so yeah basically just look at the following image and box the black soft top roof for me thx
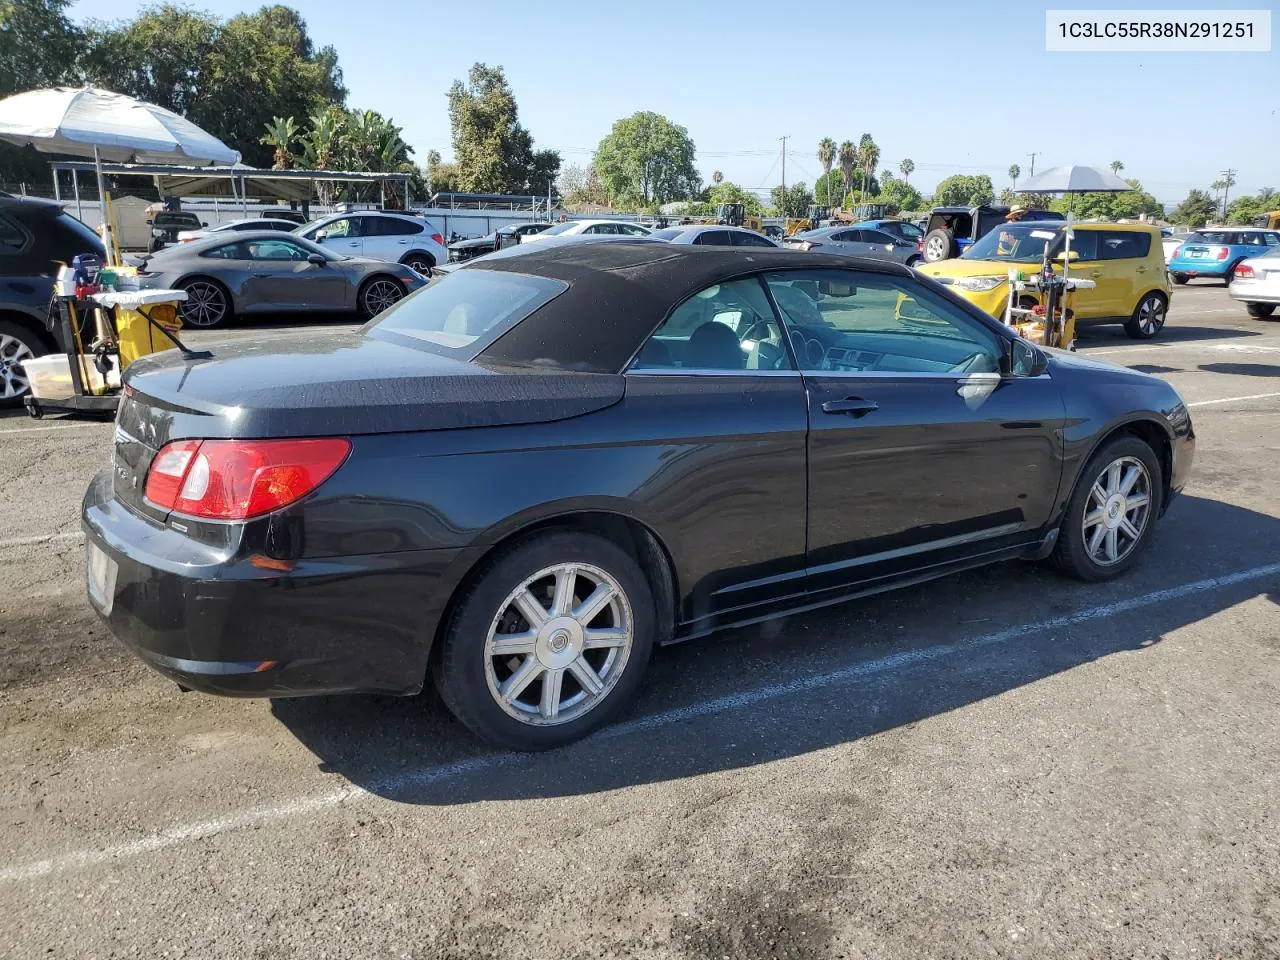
[470,240,909,373]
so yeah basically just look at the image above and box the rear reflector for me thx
[144,438,351,520]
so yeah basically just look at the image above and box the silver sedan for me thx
[649,225,779,247]
[781,225,922,266]
[1228,246,1280,319]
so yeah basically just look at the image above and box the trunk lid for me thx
[112,329,624,515]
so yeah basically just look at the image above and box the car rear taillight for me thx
[431,232,444,245]
[917,239,924,252]
[144,438,351,520]
[1217,247,1230,260]
[1235,264,1255,278]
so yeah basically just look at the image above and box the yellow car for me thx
[917,221,1172,340]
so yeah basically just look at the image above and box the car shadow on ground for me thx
[271,494,1280,805]
[1076,324,1259,346]
[1198,362,1280,378]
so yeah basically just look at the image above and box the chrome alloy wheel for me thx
[1082,455,1152,566]
[0,332,34,400]
[180,281,228,327]
[1136,295,1166,336]
[484,562,634,726]
[362,278,404,315]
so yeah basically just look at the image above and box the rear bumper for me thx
[1169,261,1232,276]
[81,468,463,698]
[1228,283,1280,305]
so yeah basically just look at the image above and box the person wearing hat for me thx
[1006,203,1030,222]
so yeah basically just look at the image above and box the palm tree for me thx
[1111,160,1125,175]
[838,140,856,205]
[858,133,878,195]
[260,116,299,171]
[899,158,914,183]
[817,137,836,204]
[1259,186,1276,203]
[712,170,724,184]
[302,108,343,206]
[1008,163,1021,190]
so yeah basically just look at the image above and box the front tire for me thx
[435,530,655,750]
[1247,302,1276,319]
[1052,435,1163,582]
[1124,291,1167,339]
[177,278,232,329]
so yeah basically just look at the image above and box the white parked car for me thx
[176,217,299,244]
[519,219,652,243]
[1161,228,1191,264]
[1228,247,1280,319]
[295,212,448,274]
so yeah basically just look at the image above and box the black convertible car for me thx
[83,243,1194,749]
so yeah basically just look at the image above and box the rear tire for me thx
[1052,435,1163,582]
[1124,291,1167,339]
[0,320,46,408]
[1246,302,1276,319]
[1171,273,1188,285]
[400,252,435,275]
[923,228,955,262]
[435,530,655,750]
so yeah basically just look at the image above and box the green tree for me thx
[711,169,723,184]
[1110,160,1124,176]
[837,140,856,203]
[1049,178,1163,220]
[527,148,561,196]
[556,163,608,208]
[1170,189,1218,228]
[1008,163,1021,190]
[770,181,813,218]
[932,174,995,206]
[0,0,82,95]
[260,116,299,170]
[81,5,345,169]
[857,133,878,195]
[1225,194,1271,225]
[899,157,914,183]
[1258,186,1276,204]
[817,138,836,203]
[708,180,763,216]
[876,170,923,213]
[594,110,699,206]
[813,170,844,209]
[447,63,540,194]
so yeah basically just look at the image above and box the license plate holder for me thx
[86,541,118,615]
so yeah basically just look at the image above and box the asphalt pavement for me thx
[2,280,1279,959]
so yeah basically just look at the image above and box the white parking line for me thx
[1188,392,1280,408]
[0,422,110,436]
[0,531,82,550]
[3,559,1279,885]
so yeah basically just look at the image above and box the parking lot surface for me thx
[2,281,1279,959]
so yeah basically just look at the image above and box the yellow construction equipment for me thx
[1253,211,1280,230]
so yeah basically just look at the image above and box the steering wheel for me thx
[740,317,791,369]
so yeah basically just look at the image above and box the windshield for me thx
[366,268,567,358]
[538,222,579,237]
[962,223,1059,262]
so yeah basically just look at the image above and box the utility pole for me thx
[1027,152,1039,178]
[1220,168,1237,218]
[779,135,789,213]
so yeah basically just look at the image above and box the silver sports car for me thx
[137,231,427,329]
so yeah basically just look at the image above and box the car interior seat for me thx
[688,320,744,369]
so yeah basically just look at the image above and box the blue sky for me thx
[69,0,1278,202]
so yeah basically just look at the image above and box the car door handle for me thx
[821,397,879,417]
[252,273,271,278]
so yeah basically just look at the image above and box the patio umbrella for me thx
[0,86,240,260]
[1017,165,1131,194]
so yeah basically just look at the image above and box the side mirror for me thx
[307,253,326,265]
[1005,337,1048,377]
[200,221,208,227]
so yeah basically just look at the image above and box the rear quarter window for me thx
[1097,231,1152,260]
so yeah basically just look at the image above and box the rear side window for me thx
[731,231,775,247]
[1097,231,1152,260]
[202,242,246,259]
[371,217,423,237]
[367,268,567,358]
[0,213,32,255]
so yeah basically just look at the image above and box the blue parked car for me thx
[1167,228,1280,285]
